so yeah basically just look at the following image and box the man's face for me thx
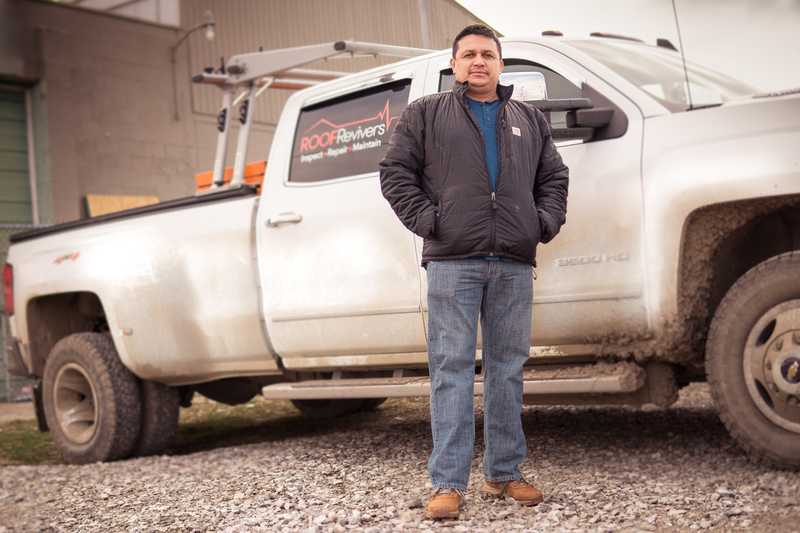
[450,34,504,91]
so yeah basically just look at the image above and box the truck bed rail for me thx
[9,185,258,244]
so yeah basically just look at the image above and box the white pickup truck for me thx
[4,37,800,467]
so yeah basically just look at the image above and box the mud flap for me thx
[33,381,49,433]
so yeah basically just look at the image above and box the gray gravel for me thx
[2,383,799,532]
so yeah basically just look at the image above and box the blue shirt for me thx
[466,97,501,192]
[466,96,503,260]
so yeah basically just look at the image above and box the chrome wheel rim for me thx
[53,363,99,444]
[743,299,800,434]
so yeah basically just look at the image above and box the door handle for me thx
[266,212,303,227]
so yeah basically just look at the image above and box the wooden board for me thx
[85,194,160,217]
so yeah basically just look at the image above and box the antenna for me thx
[671,0,694,110]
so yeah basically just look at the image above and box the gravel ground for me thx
[1,383,799,532]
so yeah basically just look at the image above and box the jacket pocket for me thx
[432,197,468,251]
[528,192,542,245]
[433,199,442,237]
[426,198,448,241]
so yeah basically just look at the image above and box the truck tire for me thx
[42,333,141,464]
[135,380,180,457]
[706,251,800,468]
[291,398,365,419]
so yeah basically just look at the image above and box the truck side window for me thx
[439,60,582,100]
[289,78,412,183]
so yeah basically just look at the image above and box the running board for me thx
[261,361,645,400]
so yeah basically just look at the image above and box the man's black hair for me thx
[451,24,502,59]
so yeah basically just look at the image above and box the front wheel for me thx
[42,333,142,464]
[706,252,800,468]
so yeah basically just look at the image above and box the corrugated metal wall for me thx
[182,0,485,126]
[427,0,489,48]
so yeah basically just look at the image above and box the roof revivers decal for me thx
[289,79,412,183]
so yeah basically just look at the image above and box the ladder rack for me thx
[192,41,433,189]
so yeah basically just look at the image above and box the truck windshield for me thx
[569,39,757,112]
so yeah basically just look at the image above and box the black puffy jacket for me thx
[379,81,569,267]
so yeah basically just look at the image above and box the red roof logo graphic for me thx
[303,99,400,134]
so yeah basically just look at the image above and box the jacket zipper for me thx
[491,105,507,256]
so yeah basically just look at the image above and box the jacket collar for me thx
[453,80,514,105]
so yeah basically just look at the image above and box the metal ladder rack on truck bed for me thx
[191,40,433,191]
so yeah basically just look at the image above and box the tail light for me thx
[3,263,12,316]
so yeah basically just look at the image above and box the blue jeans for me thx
[426,259,533,491]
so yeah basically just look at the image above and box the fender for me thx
[642,94,800,341]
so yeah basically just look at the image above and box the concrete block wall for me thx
[15,2,199,222]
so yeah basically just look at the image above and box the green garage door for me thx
[0,89,32,224]
[0,88,32,401]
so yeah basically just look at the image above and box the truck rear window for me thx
[289,79,412,183]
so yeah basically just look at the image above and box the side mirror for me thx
[525,83,627,142]
[525,98,603,141]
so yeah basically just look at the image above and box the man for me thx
[379,24,569,520]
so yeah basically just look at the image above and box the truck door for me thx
[421,42,647,347]
[256,61,429,368]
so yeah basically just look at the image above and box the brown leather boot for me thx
[480,479,544,506]
[424,488,464,520]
